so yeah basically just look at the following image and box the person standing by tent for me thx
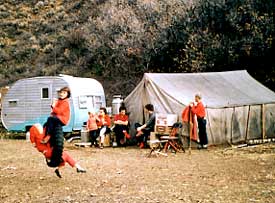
[135,104,156,149]
[190,93,208,149]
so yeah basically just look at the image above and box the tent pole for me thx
[188,106,192,154]
[262,104,266,140]
[205,108,214,146]
[230,107,235,145]
[245,105,251,143]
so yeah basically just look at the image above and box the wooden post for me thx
[188,106,192,154]
[262,104,266,139]
[230,107,235,145]
[245,105,251,143]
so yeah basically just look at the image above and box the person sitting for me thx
[113,105,130,146]
[30,123,86,178]
[135,104,156,149]
[96,107,111,149]
[86,108,100,147]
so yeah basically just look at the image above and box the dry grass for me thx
[0,139,274,203]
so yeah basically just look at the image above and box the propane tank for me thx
[112,95,123,115]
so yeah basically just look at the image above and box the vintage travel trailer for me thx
[1,75,106,132]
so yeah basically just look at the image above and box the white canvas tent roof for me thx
[139,70,275,108]
[124,70,275,144]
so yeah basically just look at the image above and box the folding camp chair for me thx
[147,132,168,157]
[159,122,185,153]
[147,122,184,157]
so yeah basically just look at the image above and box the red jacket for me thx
[114,114,128,122]
[191,101,206,118]
[52,98,70,125]
[30,124,52,158]
[30,124,76,167]
[97,114,111,128]
[182,106,198,141]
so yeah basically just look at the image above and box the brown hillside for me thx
[0,0,193,103]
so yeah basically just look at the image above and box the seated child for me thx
[30,123,86,178]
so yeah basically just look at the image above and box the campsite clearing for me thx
[0,139,274,203]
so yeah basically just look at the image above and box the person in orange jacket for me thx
[43,86,71,167]
[190,93,208,149]
[96,107,111,148]
[30,123,86,178]
[86,108,100,147]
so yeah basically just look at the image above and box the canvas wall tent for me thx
[124,70,275,145]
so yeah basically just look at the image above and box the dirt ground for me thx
[0,139,274,203]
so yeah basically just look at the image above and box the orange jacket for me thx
[87,114,98,131]
[30,125,52,158]
[182,106,198,141]
[52,98,70,125]
[30,124,76,167]
[191,101,206,118]
[97,114,111,128]
[114,114,128,122]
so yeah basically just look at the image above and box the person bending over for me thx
[30,123,86,178]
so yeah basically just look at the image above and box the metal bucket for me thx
[81,125,90,142]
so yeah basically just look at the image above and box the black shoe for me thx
[77,168,86,173]
[55,169,62,178]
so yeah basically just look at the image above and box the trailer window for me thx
[8,100,18,107]
[78,95,102,110]
[94,96,102,110]
[94,96,101,102]
[41,88,49,99]
[79,95,88,109]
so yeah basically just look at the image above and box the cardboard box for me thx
[155,113,178,134]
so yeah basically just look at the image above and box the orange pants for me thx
[30,124,76,167]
